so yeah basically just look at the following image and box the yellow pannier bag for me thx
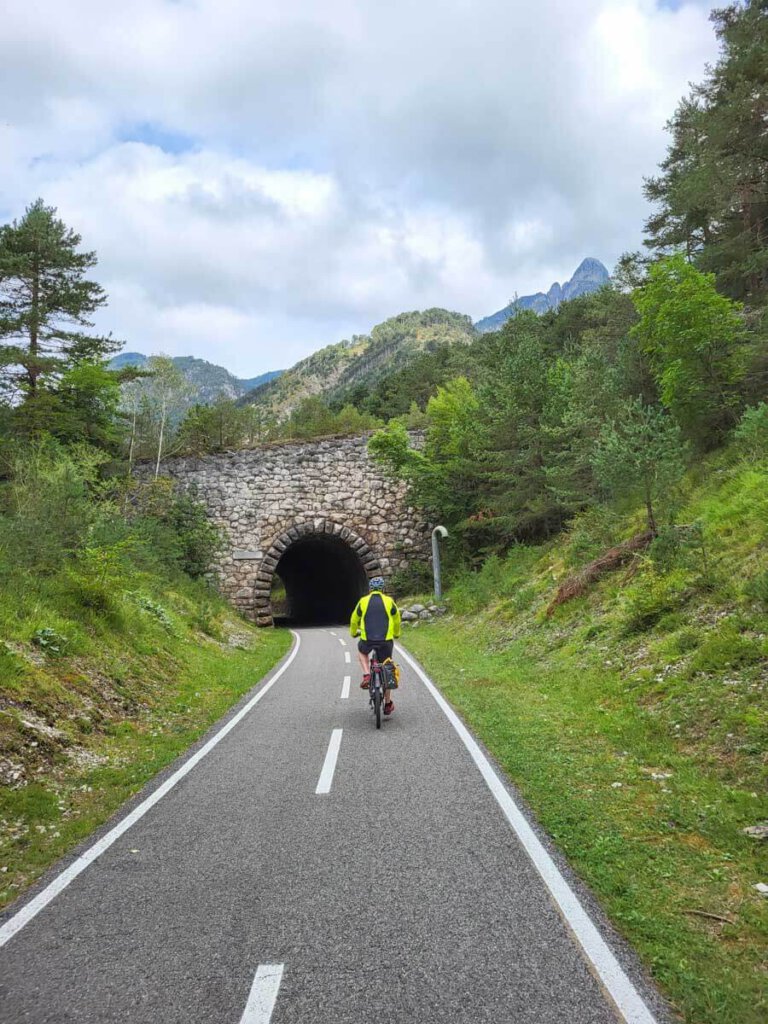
[381,658,401,689]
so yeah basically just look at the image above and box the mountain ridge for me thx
[111,258,610,420]
[109,352,283,405]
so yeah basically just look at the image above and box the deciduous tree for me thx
[631,255,747,444]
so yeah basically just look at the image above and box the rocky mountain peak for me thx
[474,257,610,333]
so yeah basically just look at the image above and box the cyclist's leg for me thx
[357,640,371,687]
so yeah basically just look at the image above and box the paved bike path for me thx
[0,628,667,1023]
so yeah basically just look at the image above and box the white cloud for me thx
[0,0,718,375]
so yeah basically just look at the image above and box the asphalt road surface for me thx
[0,628,668,1024]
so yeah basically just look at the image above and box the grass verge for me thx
[0,572,290,911]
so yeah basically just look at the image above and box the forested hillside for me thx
[368,0,767,564]
[109,352,282,407]
[242,308,476,421]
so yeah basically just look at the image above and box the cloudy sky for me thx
[1,0,719,376]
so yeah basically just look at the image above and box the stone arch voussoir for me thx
[252,520,383,626]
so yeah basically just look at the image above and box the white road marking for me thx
[315,729,343,794]
[341,675,351,699]
[338,637,347,646]
[0,633,303,950]
[329,631,337,636]
[239,964,284,1023]
[344,650,351,663]
[396,644,658,1024]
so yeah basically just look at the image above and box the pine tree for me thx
[0,199,120,408]
[644,1,768,301]
[591,398,688,534]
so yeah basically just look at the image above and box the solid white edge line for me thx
[344,650,351,663]
[341,675,351,699]
[239,963,284,1023]
[396,644,658,1024]
[0,632,303,950]
[315,728,343,794]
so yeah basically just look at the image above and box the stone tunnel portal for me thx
[272,533,370,626]
[150,435,431,626]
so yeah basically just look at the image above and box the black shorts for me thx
[358,639,394,661]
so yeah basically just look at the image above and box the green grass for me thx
[402,456,768,1024]
[0,569,290,910]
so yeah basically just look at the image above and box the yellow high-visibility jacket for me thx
[350,590,401,641]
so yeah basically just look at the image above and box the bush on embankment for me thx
[401,451,768,1024]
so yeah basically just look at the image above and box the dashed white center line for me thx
[315,729,343,794]
[341,675,351,699]
[338,637,347,646]
[344,650,351,663]
[329,631,337,636]
[239,964,284,1023]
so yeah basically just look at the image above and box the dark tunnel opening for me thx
[271,534,370,626]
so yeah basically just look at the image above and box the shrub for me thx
[688,622,764,675]
[562,506,618,568]
[166,492,222,578]
[649,523,709,576]
[31,628,69,656]
[734,402,768,463]
[389,562,434,598]
[133,593,175,632]
[127,479,222,579]
[449,557,504,615]
[743,570,768,607]
[190,600,223,639]
[0,643,27,684]
[0,439,104,572]
[619,569,689,634]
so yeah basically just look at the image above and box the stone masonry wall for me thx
[154,433,431,624]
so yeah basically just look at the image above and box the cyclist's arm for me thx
[391,601,402,639]
[350,601,362,637]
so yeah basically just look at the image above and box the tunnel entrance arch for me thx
[253,521,383,626]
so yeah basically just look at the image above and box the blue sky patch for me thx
[118,122,197,154]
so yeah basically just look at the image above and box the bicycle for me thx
[368,646,386,729]
[367,647,400,729]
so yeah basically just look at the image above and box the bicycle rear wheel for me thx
[373,689,382,729]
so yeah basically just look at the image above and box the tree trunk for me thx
[546,530,655,616]
[127,403,137,478]
[28,259,40,395]
[644,479,657,536]
[154,397,166,479]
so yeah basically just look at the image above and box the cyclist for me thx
[350,576,401,716]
